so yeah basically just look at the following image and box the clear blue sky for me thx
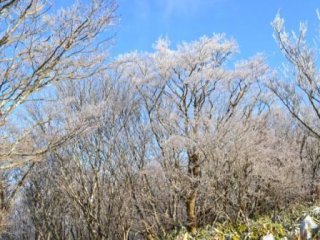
[56,0,320,66]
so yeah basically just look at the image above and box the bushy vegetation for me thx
[166,203,320,239]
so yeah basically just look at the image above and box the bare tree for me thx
[0,0,116,233]
[270,12,320,140]
[270,12,320,200]
[115,35,268,235]
[5,74,141,239]
[0,0,116,169]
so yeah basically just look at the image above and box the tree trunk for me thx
[0,179,5,233]
[186,151,201,235]
[186,191,197,235]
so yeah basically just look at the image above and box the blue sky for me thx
[114,0,319,66]
[56,0,320,66]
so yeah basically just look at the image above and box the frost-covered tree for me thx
[0,0,116,232]
[0,0,116,169]
[271,12,320,201]
[116,35,268,234]
[271,12,320,139]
